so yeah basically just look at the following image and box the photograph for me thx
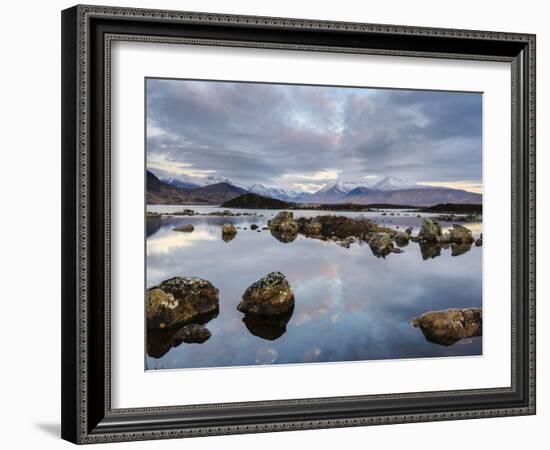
[145,78,484,370]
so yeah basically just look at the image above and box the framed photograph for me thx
[61,5,536,444]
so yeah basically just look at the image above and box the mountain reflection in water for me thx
[145,206,482,370]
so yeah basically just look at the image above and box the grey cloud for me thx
[146,79,482,188]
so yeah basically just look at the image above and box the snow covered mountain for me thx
[161,174,235,189]
[247,184,309,202]
[372,176,417,191]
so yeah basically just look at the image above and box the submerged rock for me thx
[418,218,442,242]
[146,277,219,330]
[368,232,394,257]
[243,307,294,341]
[173,224,194,232]
[173,323,211,344]
[412,308,482,346]
[237,272,295,316]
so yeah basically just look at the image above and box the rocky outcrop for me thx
[368,232,394,257]
[173,224,194,232]
[412,307,482,346]
[237,272,294,316]
[146,277,219,330]
[417,218,442,242]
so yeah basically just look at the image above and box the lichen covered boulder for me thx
[412,307,482,346]
[237,272,294,316]
[418,218,442,242]
[368,232,394,257]
[146,277,219,330]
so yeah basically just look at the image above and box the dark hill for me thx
[147,171,208,205]
[421,203,482,214]
[222,193,293,209]
[147,171,249,205]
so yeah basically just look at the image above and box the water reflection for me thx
[145,206,483,370]
[147,308,218,358]
[242,307,294,341]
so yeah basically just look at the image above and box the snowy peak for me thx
[372,176,417,191]
[248,183,305,202]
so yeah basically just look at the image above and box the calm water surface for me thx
[146,205,483,370]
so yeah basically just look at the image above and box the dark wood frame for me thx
[61,4,536,444]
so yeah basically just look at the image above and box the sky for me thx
[146,78,482,193]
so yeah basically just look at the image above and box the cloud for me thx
[146,79,482,189]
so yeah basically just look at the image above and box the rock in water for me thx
[412,308,482,346]
[250,224,259,230]
[268,211,299,243]
[368,232,394,257]
[475,234,483,246]
[146,277,219,330]
[418,218,442,242]
[173,224,194,232]
[448,224,475,244]
[221,223,237,241]
[237,272,295,316]
[173,323,211,344]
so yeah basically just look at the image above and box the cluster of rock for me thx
[147,272,296,357]
[412,307,482,346]
[434,213,482,223]
[146,276,219,357]
[412,218,480,260]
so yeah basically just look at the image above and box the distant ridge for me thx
[221,193,293,209]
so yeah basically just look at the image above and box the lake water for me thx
[146,205,483,370]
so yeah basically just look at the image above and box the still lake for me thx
[146,205,482,370]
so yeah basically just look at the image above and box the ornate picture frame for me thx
[61,5,535,444]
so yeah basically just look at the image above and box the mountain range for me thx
[150,171,481,206]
